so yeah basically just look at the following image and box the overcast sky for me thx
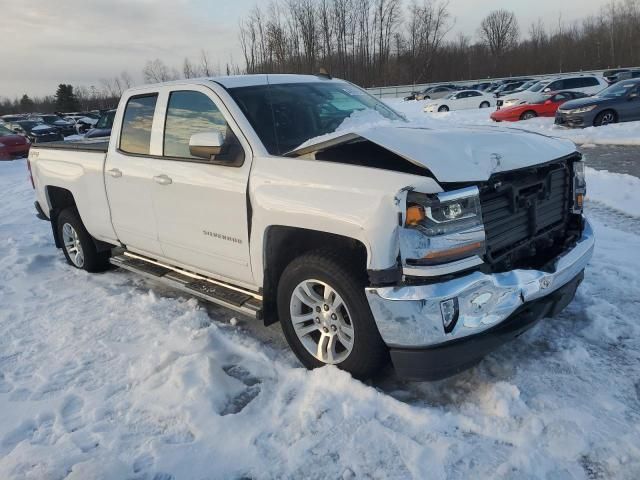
[0,0,606,99]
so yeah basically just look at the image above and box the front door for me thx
[104,93,164,256]
[150,87,254,285]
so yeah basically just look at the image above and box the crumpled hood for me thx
[288,125,576,182]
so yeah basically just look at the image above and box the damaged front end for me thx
[364,155,593,379]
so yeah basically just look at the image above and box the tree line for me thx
[2,0,639,116]
[239,0,640,86]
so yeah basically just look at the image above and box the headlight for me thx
[572,160,586,213]
[404,187,486,265]
[569,105,597,114]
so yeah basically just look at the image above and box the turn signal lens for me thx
[406,205,425,226]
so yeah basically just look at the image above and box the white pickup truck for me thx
[28,74,594,380]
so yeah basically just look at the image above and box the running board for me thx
[110,253,263,320]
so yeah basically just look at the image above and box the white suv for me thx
[500,75,608,108]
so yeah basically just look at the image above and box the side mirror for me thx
[189,131,224,159]
[543,88,551,92]
[629,93,639,100]
[544,99,553,105]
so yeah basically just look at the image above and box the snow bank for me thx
[586,166,640,217]
[387,98,640,146]
[1,159,640,479]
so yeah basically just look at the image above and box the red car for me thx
[0,124,30,160]
[491,91,589,122]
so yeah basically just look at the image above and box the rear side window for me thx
[582,77,599,87]
[119,95,157,155]
[163,91,229,159]
[546,80,564,91]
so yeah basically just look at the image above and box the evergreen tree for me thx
[54,84,80,112]
[19,94,34,113]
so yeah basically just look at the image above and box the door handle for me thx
[153,174,173,186]
[107,168,122,178]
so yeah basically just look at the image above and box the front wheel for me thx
[277,250,388,378]
[438,105,449,112]
[57,208,110,272]
[594,110,617,126]
[479,101,490,108]
[520,110,537,120]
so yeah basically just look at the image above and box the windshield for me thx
[96,111,115,129]
[529,94,548,104]
[228,81,404,155]
[41,115,61,124]
[16,121,39,130]
[529,82,546,92]
[598,81,638,98]
[444,93,457,99]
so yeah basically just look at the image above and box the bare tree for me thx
[479,9,519,61]
[142,59,176,83]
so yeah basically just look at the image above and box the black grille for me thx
[480,160,572,270]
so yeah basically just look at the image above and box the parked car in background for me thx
[84,109,115,139]
[1,114,26,124]
[556,78,640,127]
[603,68,631,83]
[467,82,493,91]
[29,114,76,137]
[64,115,98,134]
[424,90,494,112]
[415,85,458,100]
[499,75,607,108]
[491,91,589,122]
[5,120,64,143]
[609,69,640,83]
[0,124,30,159]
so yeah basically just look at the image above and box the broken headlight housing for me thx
[404,186,486,265]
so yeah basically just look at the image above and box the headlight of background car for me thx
[404,187,486,265]
[569,105,597,114]
[572,159,586,213]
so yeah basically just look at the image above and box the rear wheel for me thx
[57,208,110,272]
[277,250,388,378]
[520,110,537,120]
[479,101,490,108]
[438,105,449,112]
[594,110,617,126]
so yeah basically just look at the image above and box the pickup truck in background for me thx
[27,74,594,380]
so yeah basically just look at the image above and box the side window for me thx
[119,95,158,155]
[163,91,228,159]
[583,77,599,87]
[546,80,564,91]
[563,78,581,89]
[469,91,481,97]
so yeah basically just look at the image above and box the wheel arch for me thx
[261,226,369,326]
[45,185,111,252]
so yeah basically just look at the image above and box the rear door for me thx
[104,92,165,256]
[150,85,255,286]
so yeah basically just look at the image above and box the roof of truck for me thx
[128,74,342,93]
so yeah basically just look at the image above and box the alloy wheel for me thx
[62,222,85,268]
[289,279,355,364]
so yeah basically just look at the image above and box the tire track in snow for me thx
[585,200,640,236]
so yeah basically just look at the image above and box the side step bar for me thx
[110,253,263,320]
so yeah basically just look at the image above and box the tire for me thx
[520,110,537,120]
[56,208,110,272]
[594,110,617,127]
[277,250,388,379]
[479,101,490,108]
[438,105,449,112]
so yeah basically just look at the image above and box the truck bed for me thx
[33,139,109,153]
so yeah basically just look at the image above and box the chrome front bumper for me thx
[366,218,594,348]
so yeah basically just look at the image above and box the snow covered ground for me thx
[387,99,640,147]
[1,152,640,479]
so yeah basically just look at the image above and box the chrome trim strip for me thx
[402,255,484,277]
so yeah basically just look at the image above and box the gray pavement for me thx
[579,144,640,177]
